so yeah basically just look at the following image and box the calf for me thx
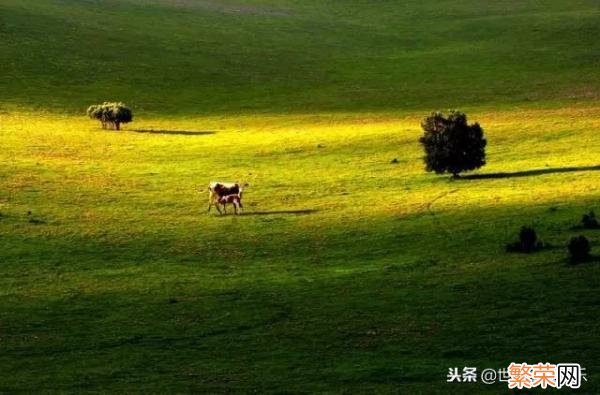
[218,194,243,215]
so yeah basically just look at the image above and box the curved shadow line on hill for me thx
[131,129,216,136]
[462,165,600,180]
[239,209,319,216]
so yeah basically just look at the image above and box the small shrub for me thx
[568,235,591,263]
[506,226,543,253]
[519,227,538,251]
[582,211,599,229]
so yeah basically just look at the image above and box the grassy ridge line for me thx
[1,0,599,114]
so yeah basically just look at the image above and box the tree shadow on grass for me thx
[462,165,600,180]
[131,129,216,136]
[239,209,319,216]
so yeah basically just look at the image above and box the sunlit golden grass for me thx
[3,106,600,282]
[2,105,599,232]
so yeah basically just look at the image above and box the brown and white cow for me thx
[206,181,243,214]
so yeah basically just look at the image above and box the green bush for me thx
[568,235,591,263]
[582,211,599,229]
[506,226,543,253]
[87,102,133,130]
[419,110,486,178]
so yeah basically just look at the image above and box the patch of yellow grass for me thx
[1,105,599,240]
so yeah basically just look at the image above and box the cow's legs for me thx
[207,190,214,213]
[208,200,222,214]
[208,199,222,214]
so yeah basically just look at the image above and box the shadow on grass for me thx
[240,209,319,216]
[462,165,600,180]
[131,129,216,136]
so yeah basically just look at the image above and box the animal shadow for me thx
[240,209,318,216]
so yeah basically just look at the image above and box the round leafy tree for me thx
[87,102,133,131]
[419,110,486,178]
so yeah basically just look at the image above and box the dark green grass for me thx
[1,0,599,114]
[2,202,600,392]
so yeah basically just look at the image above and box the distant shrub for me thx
[506,226,543,253]
[568,235,591,263]
[87,102,132,130]
[581,211,599,229]
[419,110,486,178]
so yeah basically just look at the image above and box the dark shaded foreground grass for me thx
[2,202,600,393]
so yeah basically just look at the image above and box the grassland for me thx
[2,107,600,392]
[1,0,600,393]
[1,0,599,114]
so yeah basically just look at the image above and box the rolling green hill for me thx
[1,0,598,114]
[1,1,600,393]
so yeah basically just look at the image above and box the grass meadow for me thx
[1,0,600,392]
[1,0,598,114]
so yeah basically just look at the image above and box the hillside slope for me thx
[1,107,600,392]
[1,0,599,114]
[1,1,600,393]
